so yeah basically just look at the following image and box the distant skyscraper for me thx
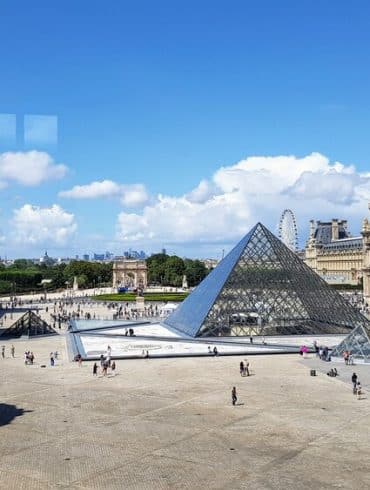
[82,254,90,261]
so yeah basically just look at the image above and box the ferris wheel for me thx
[278,209,299,252]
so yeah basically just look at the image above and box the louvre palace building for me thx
[304,205,370,304]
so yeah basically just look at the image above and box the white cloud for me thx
[285,170,362,205]
[11,204,77,246]
[59,180,149,208]
[185,179,219,204]
[120,184,149,207]
[0,151,67,186]
[116,152,370,248]
[59,180,121,199]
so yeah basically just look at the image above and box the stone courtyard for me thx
[0,334,370,489]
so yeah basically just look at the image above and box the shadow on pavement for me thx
[0,403,32,426]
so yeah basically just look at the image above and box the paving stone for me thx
[0,335,369,489]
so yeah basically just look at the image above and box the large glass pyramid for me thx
[331,325,370,361]
[164,222,370,337]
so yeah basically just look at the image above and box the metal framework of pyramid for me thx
[1,310,57,338]
[164,222,370,338]
[331,325,370,361]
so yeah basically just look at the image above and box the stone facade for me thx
[304,219,363,286]
[362,204,370,303]
[112,259,148,289]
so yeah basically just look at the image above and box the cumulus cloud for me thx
[120,184,149,207]
[116,152,370,247]
[0,151,67,187]
[185,179,219,204]
[59,180,149,208]
[59,180,121,199]
[285,170,363,205]
[11,204,77,245]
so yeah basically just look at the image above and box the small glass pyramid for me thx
[2,310,57,338]
[331,325,370,361]
[164,223,370,337]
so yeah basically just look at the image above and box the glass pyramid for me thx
[164,222,369,337]
[331,325,370,361]
[1,310,57,338]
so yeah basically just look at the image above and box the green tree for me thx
[163,256,185,286]
[11,259,34,270]
[63,261,112,288]
[146,253,168,284]
[184,259,208,286]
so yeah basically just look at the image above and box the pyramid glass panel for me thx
[331,325,370,361]
[1,310,57,338]
[164,223,370,337]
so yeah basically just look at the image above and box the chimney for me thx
[332,219,339,241]
[309,220,316,238]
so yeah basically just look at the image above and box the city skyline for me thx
[2,2,370,258]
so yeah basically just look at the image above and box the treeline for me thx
[0,260,112,294]
[146,254,208,287]
[0,254,209,295]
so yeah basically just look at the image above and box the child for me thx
[93,362,98,376]
[357,381,362,400]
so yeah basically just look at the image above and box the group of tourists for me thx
[49,351,58,366]
[239,360,250,376]
[313,341,331,361]
[343,351,354,365]
[327,368,338,377]
[92,345,117,377]
[24,351,35,365]
[231,359,252,405]
[96,351,116,376]
[207,346,218,356]
[1,344,15,358]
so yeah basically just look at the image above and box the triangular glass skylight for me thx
[164,223,369,337]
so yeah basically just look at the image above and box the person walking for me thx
[244,360,250,376]
[240,361,244,376]
[356,381,362,400]
[111,361,116,376]
[1,345,5,358]
[49,353,54,367]
[231,387,237,406]
[11,345,15,358]
[93,362,98,376]
[352,373,358,394]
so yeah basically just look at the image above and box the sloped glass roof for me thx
[331,324,370,361]
[164,223,369,338]
[163,224,259,337]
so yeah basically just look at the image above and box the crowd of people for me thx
[1,294,168,332]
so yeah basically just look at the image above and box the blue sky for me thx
[1,1,370,258]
